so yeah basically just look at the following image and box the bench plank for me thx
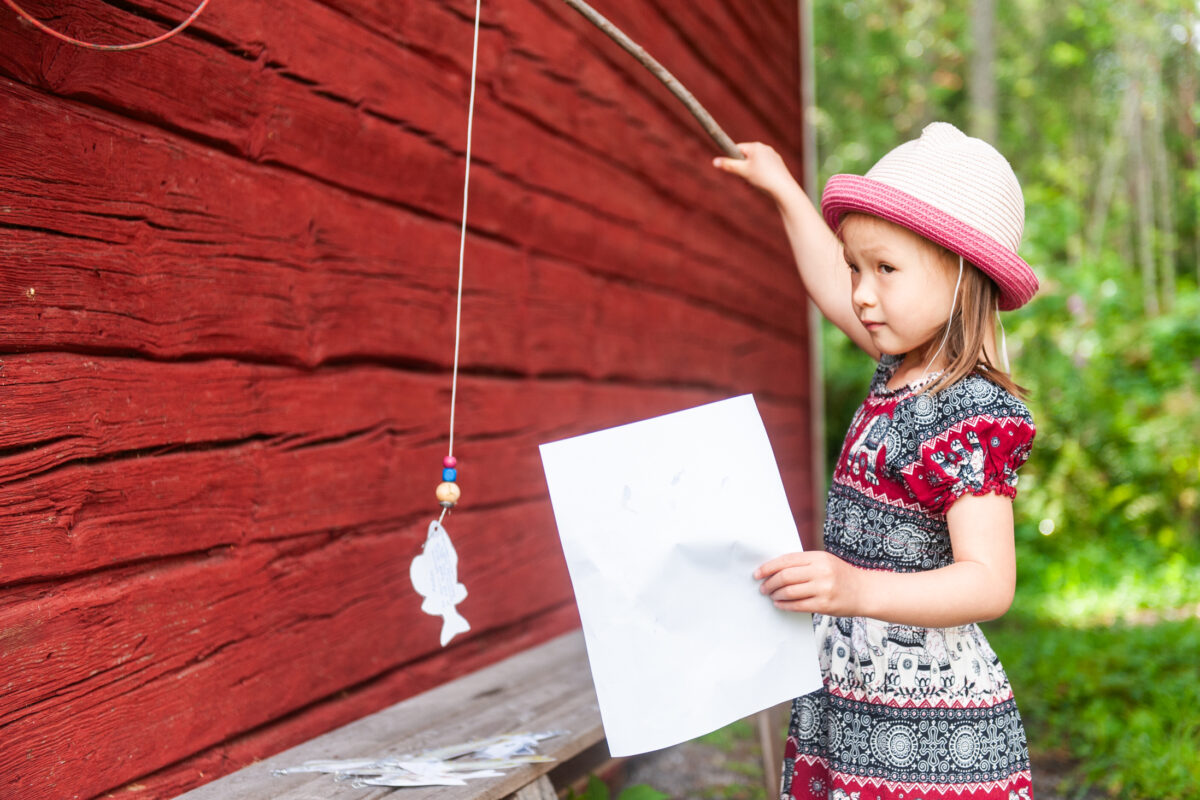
[508,775,558,800]
[173,630,602,800]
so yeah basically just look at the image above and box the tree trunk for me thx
[1149,63,1176,311]
[1129,79,1159,317]
[1181,18,1200,288]
[1086,87,1136,263]
[968,0,997,143]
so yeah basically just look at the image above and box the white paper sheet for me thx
[538,394,822,756]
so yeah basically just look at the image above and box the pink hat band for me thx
[820,122,1039,311]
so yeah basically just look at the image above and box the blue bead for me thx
[443,467,457,482]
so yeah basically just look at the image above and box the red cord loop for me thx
[2,0,210,51]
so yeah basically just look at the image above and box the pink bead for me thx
[443,455,457,469]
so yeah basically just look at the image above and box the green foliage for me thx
[692,721,768,800]
[699,783,766,800]
[612,785,669,800]
[812,0,1200,795]
[566,776,668,800]
[696,718,756,752]
[990,617,1200,798]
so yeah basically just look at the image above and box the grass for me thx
[699,783,766,800]
[694,718,767,800]
[989,613,1200,799]
[696,719,757,752]
[566,776,668,800]
[1013,535,1200,627]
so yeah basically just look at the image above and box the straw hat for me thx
[820,121,1039,310]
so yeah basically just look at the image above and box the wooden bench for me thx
[174,630,606,800]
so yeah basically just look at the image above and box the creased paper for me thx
[539,394,822,756]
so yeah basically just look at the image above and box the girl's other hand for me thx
[712,142,794,199]
[753,550,864,617]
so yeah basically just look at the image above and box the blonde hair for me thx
[838,213,1029,401]
[914,250,1029,401]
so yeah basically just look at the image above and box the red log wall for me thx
[0,1,813,797]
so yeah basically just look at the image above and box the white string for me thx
[922,254,964,378]
[437,0,482,524]
[447,0,482,463]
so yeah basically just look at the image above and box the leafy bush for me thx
[989,617,1200,798]
[566,776,667,800]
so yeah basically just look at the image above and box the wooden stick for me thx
[560,0,744,159]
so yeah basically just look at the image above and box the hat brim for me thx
[821,174,1038,311]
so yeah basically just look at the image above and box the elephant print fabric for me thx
[781,353,1037,800]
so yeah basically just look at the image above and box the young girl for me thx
[714,122,1038,799]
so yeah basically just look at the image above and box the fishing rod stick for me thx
[559,0,745,159]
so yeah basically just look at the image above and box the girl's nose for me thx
[851,277,875,308]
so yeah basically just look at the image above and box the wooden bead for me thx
[443,467,457,482]
[443,456,457,469]
[436,481,461,507]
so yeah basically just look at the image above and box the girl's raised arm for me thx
[713,143,879,359]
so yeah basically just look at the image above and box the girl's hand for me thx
[712,142,795,199]
[754,550,864,617]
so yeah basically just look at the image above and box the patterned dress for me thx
[781,353,1037,800]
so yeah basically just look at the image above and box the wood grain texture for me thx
[0,77,809,375]
[113,606,583,800]
[0,357,812,584]
[508,776,559,800]
[0,1,812,797]
[0,0,807,333]
[173,630,602,800]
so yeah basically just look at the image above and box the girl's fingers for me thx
[773,598,813,612]
[715,143,757,171]
[755,552,808,580]
[716,142,771,173]
[769,582,815,602]
[756,564,784,588]
[758,565,808,595]
[713,155,743,173]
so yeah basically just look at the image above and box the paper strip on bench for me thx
[539,394,822,756]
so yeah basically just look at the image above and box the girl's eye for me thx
[879,263,895,274]
[846,262,858,273]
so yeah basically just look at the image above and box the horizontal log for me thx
[0,0,804,308]
[0,229,809,396]
[173,629,602,800]
[115,604,582,799]
[0,391,811,797]
[711,0,799,83]
[0,3,810,798]
[0,502,575,800]
[632,0,797,139]
[0,355,813,584]
[0,78,811,370]
[314,0,799,153]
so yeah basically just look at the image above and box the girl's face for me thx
[841,214,959,362]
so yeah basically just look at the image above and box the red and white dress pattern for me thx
[782,353,1037,800]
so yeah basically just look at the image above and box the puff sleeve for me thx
[899,380,1036,515]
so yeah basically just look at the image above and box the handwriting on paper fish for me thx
[410,520,470,646]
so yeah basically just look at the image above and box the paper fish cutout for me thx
[410,520,470,646]
[272,731,564,789]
